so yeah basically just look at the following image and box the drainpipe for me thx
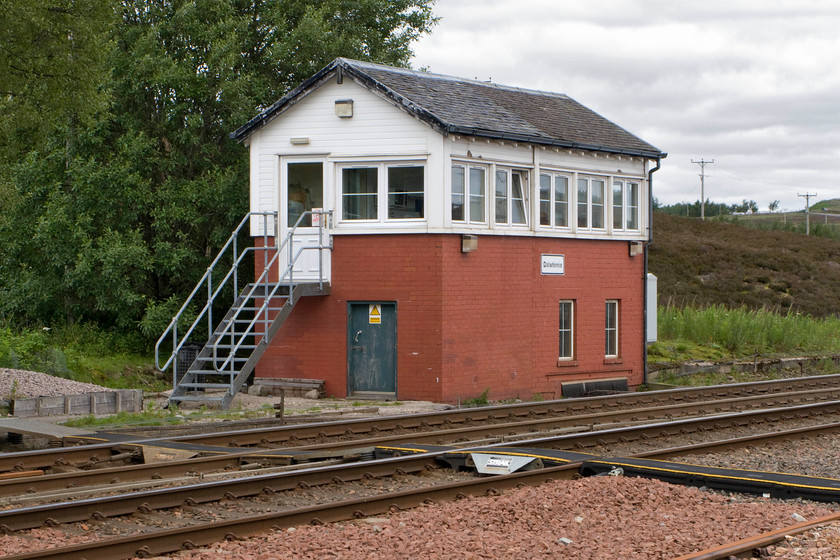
[643,157,662,386]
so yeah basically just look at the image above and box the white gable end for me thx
[248,77,443,235]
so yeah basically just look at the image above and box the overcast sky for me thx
[411,0,840,212]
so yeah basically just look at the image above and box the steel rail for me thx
[0,453,442,533]
[672,511,840,560]
[2,461,582,560]
[476,399,840,454]
[171,384,840,448]
[238,387,840,454]
[3,406,840,533]
[5,421,840,560]
[3,384,838,479]
[0,388,828,497]
[0,448,292,499]
[118,373,840,448]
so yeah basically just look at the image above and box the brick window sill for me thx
[603,358,623,365]
[556,360,579,368]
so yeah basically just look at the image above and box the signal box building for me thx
[223,58,665,404]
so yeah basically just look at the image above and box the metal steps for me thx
[168,281,329,409]
[155,209,334,410]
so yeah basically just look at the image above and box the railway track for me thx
[4,374,840,471]
[3,382,840,500]
[2,420,839,560]
[2,376,840,558]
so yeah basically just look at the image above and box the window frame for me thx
[338,161,426,224]
[539,171,571,229]
[559,300,574,360]
[605,299,619,358]
[612,178,641,232]
[577,175,606,230]
[451,162,488,224]
[494,168,529,227]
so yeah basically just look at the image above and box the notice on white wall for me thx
[540,254,565,275]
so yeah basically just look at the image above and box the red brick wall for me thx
[439,236,644,402]
[255,234,645,403]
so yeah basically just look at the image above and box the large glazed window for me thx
[342,167,378,220]
[540,173,570,228]
[340,163,425,223]
[495,169,527,226]
[452,164,487,224]
[613,179,640,231]
[388,166,424,219]
[287,162,323,227]
[577,176,606,230]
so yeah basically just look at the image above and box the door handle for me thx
[354,330,362,343]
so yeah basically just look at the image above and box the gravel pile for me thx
[0,368,111,400]
[132,475,835,560]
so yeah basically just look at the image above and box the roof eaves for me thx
[447,125,666,159]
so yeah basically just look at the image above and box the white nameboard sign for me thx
[541,254,565,275]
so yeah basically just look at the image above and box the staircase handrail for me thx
[154,212,278,375]
[210,209,332,372]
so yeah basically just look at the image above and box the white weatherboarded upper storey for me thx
[233,58,666,241]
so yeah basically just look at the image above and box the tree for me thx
[769,200,779,212]
[0,0,115,152]
[0,0,437,334]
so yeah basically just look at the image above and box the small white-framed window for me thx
[451,164,487,224]
[577,176,606,230]
[342,166,378,221]
[494,169,528,226]
[388,166,424,219]
[340,163,425,223]
[605,300,619,357]
[559,300,574,360]
[613,179,640,231]
[540,172,570,228]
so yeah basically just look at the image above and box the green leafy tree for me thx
[0,0,437,335]
[0,0,115,146]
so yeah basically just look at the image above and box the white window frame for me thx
[577,175,606,230]
[451,163,488,224]
[559,300,574,360]
[494,168,529,227]
[612,179,641,232]
[338,162,426,225]
[539,172,571,229]
[605,299,619,358]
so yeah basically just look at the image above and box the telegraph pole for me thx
[691,158,714,220]
[798,192,817,235]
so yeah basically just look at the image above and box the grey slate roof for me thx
[231,58,665,159]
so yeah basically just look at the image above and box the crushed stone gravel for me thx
[132,475,836,560]
[0,368,111,400]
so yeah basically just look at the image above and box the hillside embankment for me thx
[649,212,840,317]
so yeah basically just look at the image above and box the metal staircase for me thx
[155,210,332,409]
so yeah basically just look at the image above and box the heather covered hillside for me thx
[648,212,840,318]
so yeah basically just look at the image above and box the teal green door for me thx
[348,303,397,397]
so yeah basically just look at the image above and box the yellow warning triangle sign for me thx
[369,304,381,324]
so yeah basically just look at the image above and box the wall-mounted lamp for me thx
[629,241,644,257]
[289,137,310,145]
[462,234,478,253]
[335,99,354,118]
